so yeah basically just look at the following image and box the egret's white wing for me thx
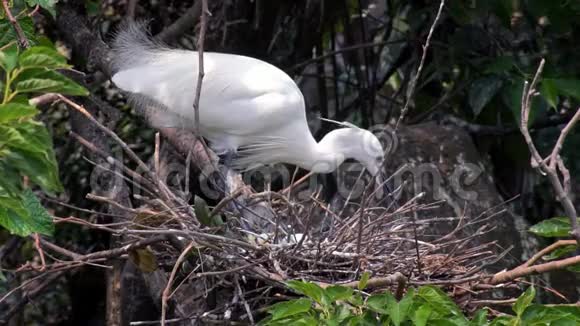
[112,52,307,138]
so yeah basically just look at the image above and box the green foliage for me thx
[261,282,580,326]
[469,76,503,118]
[0,17,35,47]
[528,218,580,273]
[0,3,87,237]
[25,0,58,17]
[529,217,571,238]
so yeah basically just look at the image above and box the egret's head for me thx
[358,129,385,176]
[319,127,385,175]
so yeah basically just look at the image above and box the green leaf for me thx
[4,150,62,195]
[324,285,354,302]
[529,217,571,238]
[412,305,433,326]
[469,75,504,117]
[489,316,515,326]
[14,70,88,96]
[0,103,38,123]
[366,292,393,314]
[347,292,363,307]
[565,264,580,273]
[502,78,547,127]
[18,46,70,70]
[549,79,580,101]
[0,189,54,236]
[522,304,580,325]
[483,56,515,74]
[25,0,58,17]
[0,121,63,194]
[417,286,464,318]
[286,281,326,306]
[0,163,24,196]
[267,298,312,321]
[21,188,54,235]
[397,289,415,324]
[15,78,64,94]
[541,79,559,109]
[327,304,353,325]
[0,43,19,72]
[86,0,100,16]
[470,309,489,326]
[513,286,536,317]
[428,320,465,326]
[194,195,212,226]
[367,291,415,325]
[0,17,36,48]
[358,271,370,290]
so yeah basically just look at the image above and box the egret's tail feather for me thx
[110,20,183,73]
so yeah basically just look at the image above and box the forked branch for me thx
[518,58,580,244]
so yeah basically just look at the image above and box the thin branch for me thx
[518,240,577,269]
[1,0,30,48]
[395,0,445,129]
[318,272,407,290]
[161,241,196,326]
[193,0,209,135]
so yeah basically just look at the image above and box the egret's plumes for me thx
[110,22,385,180]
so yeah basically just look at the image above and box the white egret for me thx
[110,22,386,195]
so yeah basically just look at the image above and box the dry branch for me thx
[395,0,445,129]
[518,59,580,244]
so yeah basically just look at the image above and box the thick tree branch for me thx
[155,1,202,43]
[490,255,580,284]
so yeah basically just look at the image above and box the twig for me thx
[38,238,81,260]
[288,39,409,72]
[193,0,209,135]
[155,132,161,178]
[126,0,138,18]
[318,272,407,290]
[470,298,517,306]
[0,271,65,322]
[58,95,186,215]
[29,93,59,106]
[69,131,157,192]
[1,0,30,48]
[395,0,445,130]
[161,241,196,326]
[518,240,577,269]
[33,234,46,271]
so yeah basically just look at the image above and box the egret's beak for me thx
[369,164,396,207]
[373,172,385,200]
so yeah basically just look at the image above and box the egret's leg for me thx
[213,149,239,195]
[220,149,237,169]
[374,172,400,210]
[382,178,400,211]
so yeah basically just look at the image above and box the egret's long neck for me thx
[294,130,348,174]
